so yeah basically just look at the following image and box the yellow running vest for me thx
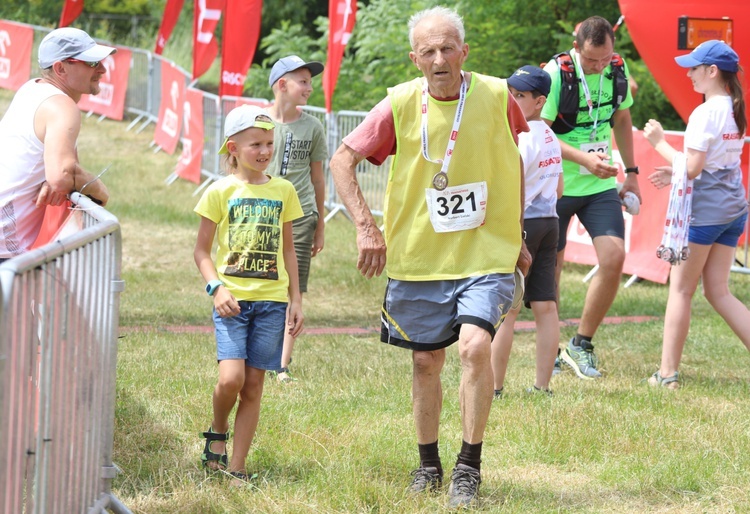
[385,73,522,280]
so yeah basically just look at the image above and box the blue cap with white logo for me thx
[675,40,739,73]
[507,65,551,97]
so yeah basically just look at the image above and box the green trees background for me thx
[0,0,682,128]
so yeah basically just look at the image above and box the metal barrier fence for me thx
[0,194,130,514]
[5,22,385,220]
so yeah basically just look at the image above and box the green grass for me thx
[4,88,750,512]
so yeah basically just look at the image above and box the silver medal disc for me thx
[432,172,448,191]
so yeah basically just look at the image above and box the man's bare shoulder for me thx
[38,92,79,118]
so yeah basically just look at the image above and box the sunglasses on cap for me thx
[66,58,102,68]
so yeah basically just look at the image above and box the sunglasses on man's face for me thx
[65,58,102,68]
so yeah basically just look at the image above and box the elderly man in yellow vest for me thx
[329,6,529,508]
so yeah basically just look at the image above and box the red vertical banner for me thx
[59,0,84,28]
[77,48,131,120]
[175,88,205,184]
[193,0,224,79]
[323,0,356,112]
[154,60,186,155]
[219,0,262,97]
[154,0,185,55]
[0,21,33,91]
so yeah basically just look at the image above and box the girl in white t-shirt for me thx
[643,40,749,389]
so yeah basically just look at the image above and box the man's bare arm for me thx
[329,144,386,278]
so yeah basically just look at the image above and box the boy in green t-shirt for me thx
[267,56,329,383]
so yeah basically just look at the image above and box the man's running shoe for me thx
[560,338,602,379]
[448,464,481,508]
[408,466,442,493]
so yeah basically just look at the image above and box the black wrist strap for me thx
[625,166,639,175]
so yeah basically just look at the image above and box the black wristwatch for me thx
[625,166,639,175]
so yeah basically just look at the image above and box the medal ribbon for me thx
[571,49,604,135]
[659,152,693,264]
[420,71,467,180]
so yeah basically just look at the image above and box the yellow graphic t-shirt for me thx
[195,174,303,302]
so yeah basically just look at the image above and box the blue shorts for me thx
[380,274,515,351]
[689,213,748,247]
[213,300,287,370]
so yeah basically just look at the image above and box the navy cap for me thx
[268,55,324,87]
[675,40,739,73]
[507,65,551,97]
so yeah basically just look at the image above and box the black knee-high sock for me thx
[456,440,482,472]
[418,441,442,473]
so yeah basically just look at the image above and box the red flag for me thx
[59,0,84,28]
[323,0,356,112]
[193,0,224,79]
[154,0,185,55]
[154,60,186,154]
[0,21,33,91]
[175,88,205,184]
[78,48,131,120]
[219,0,262,97]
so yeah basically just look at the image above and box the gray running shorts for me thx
[380,273,515,351]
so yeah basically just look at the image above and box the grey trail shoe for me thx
[560,338,602,379]
[408,466,442,493]
[447,464,481,508]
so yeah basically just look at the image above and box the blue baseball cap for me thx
[268,55,324,87]
[675,40,739,73]
[507,65,551,97]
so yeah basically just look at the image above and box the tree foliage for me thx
[0,0,681,128]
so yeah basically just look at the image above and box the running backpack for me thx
[549,51,629,135]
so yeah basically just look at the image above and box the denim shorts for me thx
[689,213,748,247]
[213,300,287,370]
[380,273,515,351]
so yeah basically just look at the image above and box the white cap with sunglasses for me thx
[38,27,116,69]
[218,105,276,155]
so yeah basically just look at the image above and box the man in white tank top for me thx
[0,27,114,260]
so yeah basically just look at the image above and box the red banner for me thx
[219,0,262,97]
[59,0,84,28]
[0,21,33,91]
[30,203,73,249]
[323,0,356,112]
[175,88,205,184]
[564,132,749,284]
[154,0,185,55]
[193,0,224,79]
[77,48,131,120]
[153,60,186,154]
[619,0,749,125]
